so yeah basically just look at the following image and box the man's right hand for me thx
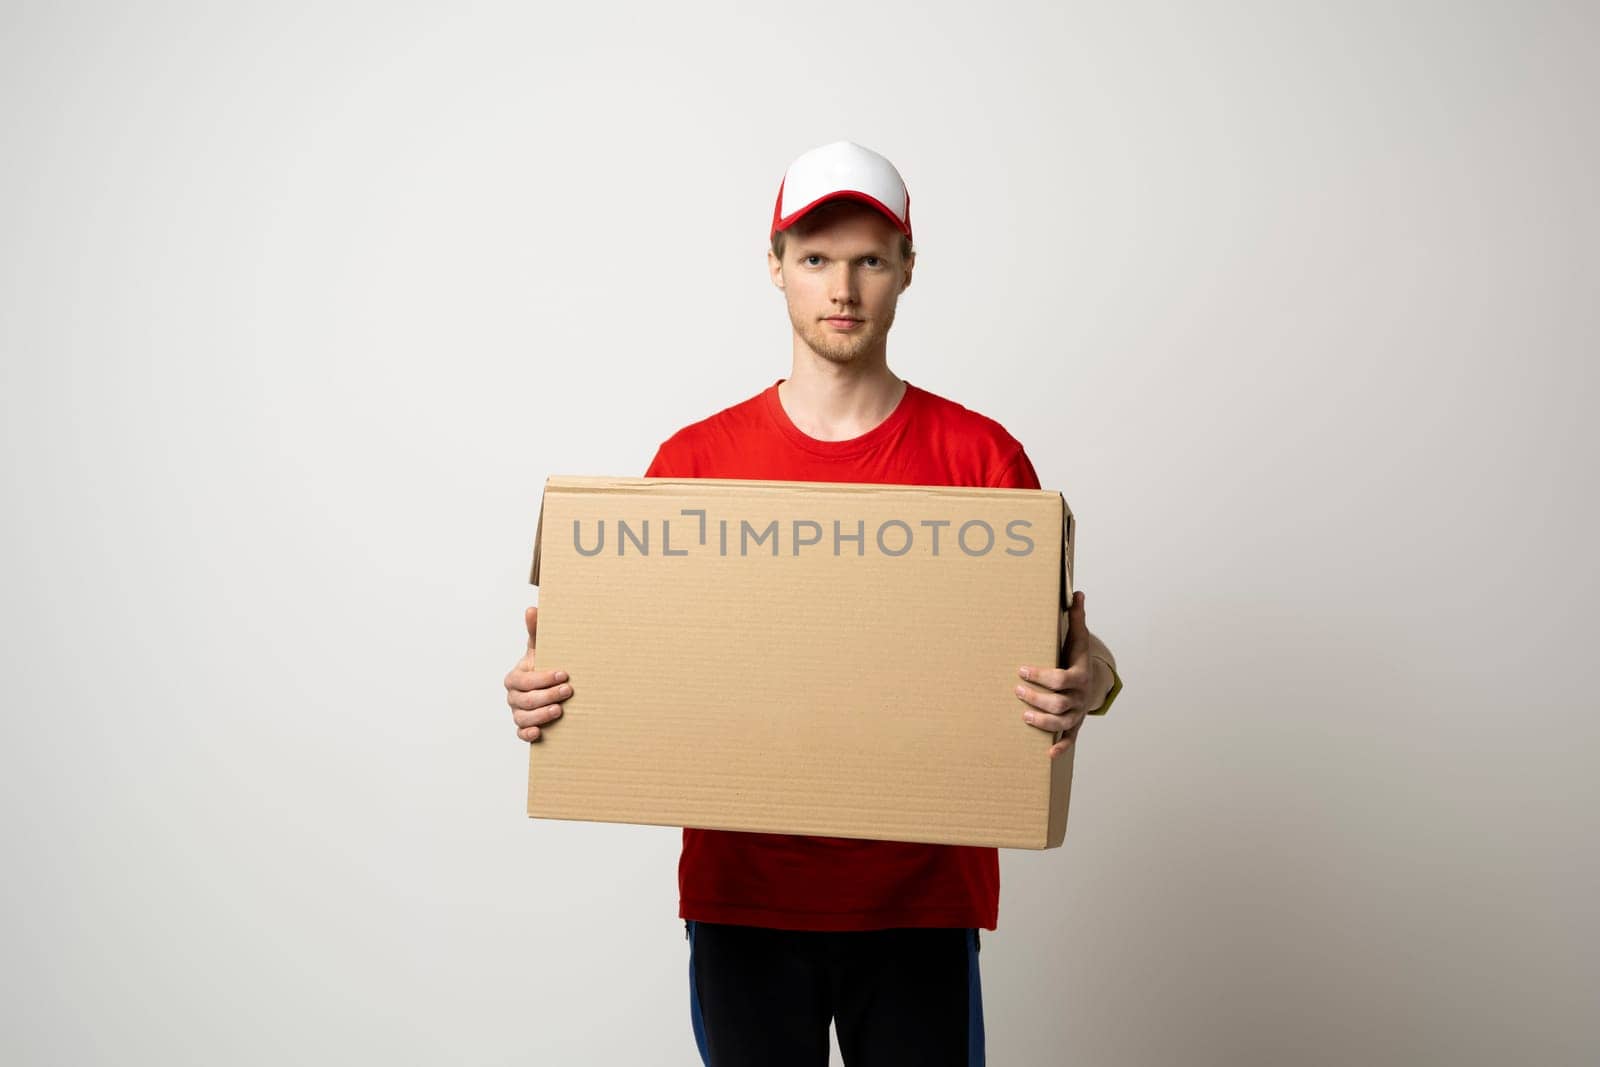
[504,606,571,743]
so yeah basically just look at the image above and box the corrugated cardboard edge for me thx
[539,474,1059,499]
[1045,727,1075,847]
[1046,492,1075,849]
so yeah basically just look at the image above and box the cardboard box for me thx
[527,475,1076,849]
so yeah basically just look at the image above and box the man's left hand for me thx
[1014,591,1116,761]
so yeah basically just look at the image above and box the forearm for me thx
[1058,624,1119,714]
[1083,629,1116,676]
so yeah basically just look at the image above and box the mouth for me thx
[822,317,864,329]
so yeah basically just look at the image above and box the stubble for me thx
[788,301,898,365]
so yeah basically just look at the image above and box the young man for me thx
[504,141,1122,1066]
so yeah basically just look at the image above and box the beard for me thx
[788,302,897,364]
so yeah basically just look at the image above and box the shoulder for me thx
[645,384,770,477]
[911,384,1026,452]
[906,383,1036,487]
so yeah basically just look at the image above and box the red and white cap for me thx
[770,141,912,242]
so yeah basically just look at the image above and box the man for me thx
[504,141,1122,1066]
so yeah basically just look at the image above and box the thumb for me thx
[1066,590,1086,642]
[525,605,538,651]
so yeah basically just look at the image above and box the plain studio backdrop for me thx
[2,2,1595,1065]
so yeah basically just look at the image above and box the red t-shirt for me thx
[644,377,1043,932]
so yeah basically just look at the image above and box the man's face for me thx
[768,202,914,365]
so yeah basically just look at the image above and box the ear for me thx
[900,251,915,293]
[767,249,785,290]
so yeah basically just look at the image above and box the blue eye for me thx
[862,256,882,268]
[803,255,822,266]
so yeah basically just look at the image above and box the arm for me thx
[1071,623,1122,717]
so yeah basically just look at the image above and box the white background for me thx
[2,2,1595,1064]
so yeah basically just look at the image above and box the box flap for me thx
[528,481,547,586]
[1059,492,1074,612]
[540,473,1056,500]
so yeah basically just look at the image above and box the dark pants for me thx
[685,919,985,1066]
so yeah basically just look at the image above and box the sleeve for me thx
[645,426,706,477]
[643,440,672,478]
[988,445,1042,490]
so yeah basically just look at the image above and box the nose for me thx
[827,260,859,307]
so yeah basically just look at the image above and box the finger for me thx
[1062,590,1088,654]
[1018,662,1089,693]
[518,724,546,742]
[1023,704,1086,736]
[508,680,573,713]
[1048,719,1084,760]
[505,666,568,693]
[1014,679,1078,718]
[525,606,539,652]
[511,696,566,729]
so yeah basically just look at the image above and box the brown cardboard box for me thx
[527,475,1076,849]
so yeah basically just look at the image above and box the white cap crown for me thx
[771,141,911,239]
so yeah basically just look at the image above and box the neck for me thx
[778,344,906,442]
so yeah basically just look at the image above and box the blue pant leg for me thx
[968,928,986,1066]
[687,920,711,1065]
